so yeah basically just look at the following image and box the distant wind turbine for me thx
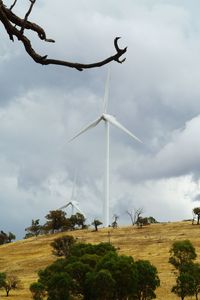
[69,70,142,227]
[59,173,85,217]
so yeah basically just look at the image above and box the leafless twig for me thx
[0,0,127,71]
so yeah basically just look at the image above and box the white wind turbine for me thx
[69,71,142,227]
[59,174,85,217]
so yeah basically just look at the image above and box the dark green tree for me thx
[193,207,200,225]
[0,272,6,289]
[96,252,138,300]
[92,219,102,231]
[69,213,86,229]
[45,273,71,300]
[134,260,160,300]
[169,240,197,270]
[191,263,200,300]
[85,269,115,300]
[30,282,46,300]
[172,272,195,300]
[180,263,200,300]
[65,261,92,295]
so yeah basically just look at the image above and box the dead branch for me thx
[0,0,127,71]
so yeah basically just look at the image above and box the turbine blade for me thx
[59,202,71,210]
[103,68,111,113]
[105,114,142,143]
[68,117,102,142]
[73,203,85,216]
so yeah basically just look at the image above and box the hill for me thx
[0,221,199,299]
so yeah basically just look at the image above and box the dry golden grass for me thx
[0,221,200,299]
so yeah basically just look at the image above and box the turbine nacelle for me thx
[69,112,142,144]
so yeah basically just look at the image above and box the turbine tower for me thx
[69,71,142,227]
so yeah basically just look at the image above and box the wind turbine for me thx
[59,173,85,217]
[69,71,142,227]
[59,200,85,216]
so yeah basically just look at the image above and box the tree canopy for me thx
[31,240,160,300]
[0,0,127,70]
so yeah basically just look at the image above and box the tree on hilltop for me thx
[0,0,127,71]
[126,207,144,226]
[0,230,16,245]
[92,219,102,231]
[24,219,42,238]
[193,207,200,224]
[44,210,68,234]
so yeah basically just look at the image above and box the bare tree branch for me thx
[20,0,36,34]
[10,0,17,11]
[0,0,127,71]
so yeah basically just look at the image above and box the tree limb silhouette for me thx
[0,0,127,71]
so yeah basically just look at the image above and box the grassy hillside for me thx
[0,221,199,299]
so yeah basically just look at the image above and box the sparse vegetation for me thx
[0,231,15,245]
[24,211,87,238]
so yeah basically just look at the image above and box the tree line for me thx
[24,210,87,239]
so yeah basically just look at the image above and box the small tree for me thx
[69,213,86,230]
[193,207,200,225]
[169,240,197,270]
[0,231,16,245]
[112,214,119,228]
[51,236,76,258]
[30,282,46,300]
[135,260,160,300]
[25,219,42,238]
[7,232,16,243]
[92,219,102,231]
[126,208,144,226]
[2,274,21,297]
[44,210,68,233]
[172,272,195,300]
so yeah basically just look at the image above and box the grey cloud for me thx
[1,1,200,237]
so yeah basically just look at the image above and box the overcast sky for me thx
[1,0,200,238]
